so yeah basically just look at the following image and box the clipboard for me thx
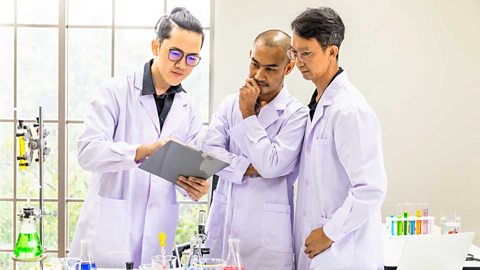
[139,140,230,184]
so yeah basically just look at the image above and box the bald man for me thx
[202,30,308,270]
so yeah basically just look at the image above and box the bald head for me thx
[253,30,292,63]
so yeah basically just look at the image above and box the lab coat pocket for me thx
[313,137,331,176]
[261,203,293,253]
[90,196,128,253]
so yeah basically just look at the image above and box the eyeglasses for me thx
[159,41,201,67]
[287,47,324,62]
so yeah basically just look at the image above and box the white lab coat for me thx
[295,72,387,270]
[69,66,202,268]
[203,87,308,270]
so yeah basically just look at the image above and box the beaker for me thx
[441,212,461,234]
[151,255,176,269]
[43,258,81,270]
[192,258,226,270]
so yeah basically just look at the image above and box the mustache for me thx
[255,79,268,87]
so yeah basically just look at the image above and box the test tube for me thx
[416,210,422,234]
[422,207,429,234]
[397,215,403,236]
[390,215,395,236]
[403,212,408,236]
[410,217,415,235]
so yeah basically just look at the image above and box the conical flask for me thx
[80,239,97,270]
[13,207,42,259]
[224,237,244,270]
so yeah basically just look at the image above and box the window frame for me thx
[0,0,214,268]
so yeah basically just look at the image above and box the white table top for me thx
[99,225,480,269]
[384,225,480,268]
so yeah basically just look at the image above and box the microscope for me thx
[175,210,210,268]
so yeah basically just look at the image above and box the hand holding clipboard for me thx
[139,140,229,184]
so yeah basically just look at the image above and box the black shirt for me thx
[308,67,344,120]
[142,59,186,130]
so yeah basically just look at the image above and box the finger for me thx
[187,191,200,201]
[179,180,202,199]
[176,179,189,190]
[305,237,311,247]
[239,86,248,93]
[182,178,204,189]
[188,187,202,200]
[249,78,260,90]
[247,78,261,92]
[178,178,194,188]
[246,78,257,85]
[309,248,321,259]
[177,175,188,182]
[197,179,211,188]
[244,80,256,91]
[181,179,208,196]
[189,183,209,196]
[187,176,206,184]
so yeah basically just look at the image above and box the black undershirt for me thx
[141,59,185,130]
[307,67,344,120]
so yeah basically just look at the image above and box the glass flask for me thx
[224,237,244,270]
[80,239,97,270]
[13,207,42,259]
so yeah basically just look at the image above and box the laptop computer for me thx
[396,232,475,270]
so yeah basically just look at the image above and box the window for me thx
[0,1,212,269]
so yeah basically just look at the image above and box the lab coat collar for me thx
[317,69,347,107]
[159,92,189,139]
[135,61,189,136]
[256,85,289,129]
[139,94,161,135]
[270,84,290,111]
[306,71,348,138]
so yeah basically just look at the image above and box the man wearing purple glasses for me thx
[69,7,210,268]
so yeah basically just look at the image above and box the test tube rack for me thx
[386,216,436,238]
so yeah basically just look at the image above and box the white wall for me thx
[213,0,480,244]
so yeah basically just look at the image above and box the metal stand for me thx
[38,106,45,249]
[12,106,49,268]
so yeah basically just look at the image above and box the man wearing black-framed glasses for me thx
[70,7,210,268]
[158,40,202,67]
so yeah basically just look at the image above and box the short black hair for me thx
[291,7,345,59]
[155,7,204,48]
